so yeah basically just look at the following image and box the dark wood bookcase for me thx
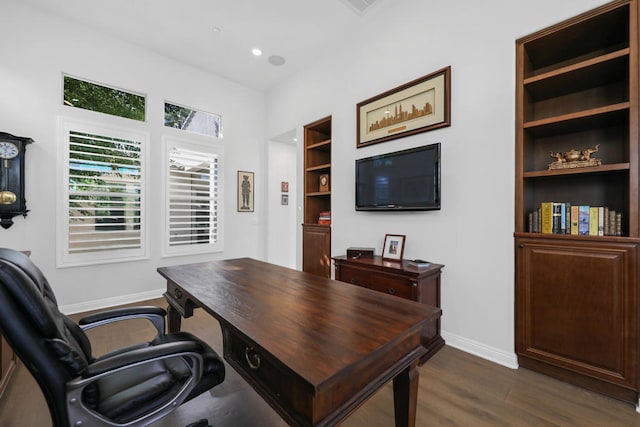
[515,0,640,405]
[303,116,331,277]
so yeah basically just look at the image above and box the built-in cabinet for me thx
[303,116,332,277]
[515,0,640,404]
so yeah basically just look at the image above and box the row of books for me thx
[528,202,623,236]
[318,210,331,225]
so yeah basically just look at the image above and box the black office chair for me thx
[0,248,225,427]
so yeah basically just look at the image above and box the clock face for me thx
[0,142,18,159]
[320,176,328,186]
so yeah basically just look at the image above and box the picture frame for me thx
[357,66,451,148]
[281,194,289,205]
[237,171,254,212]
[382,234,406,261]
[281,181,289,193]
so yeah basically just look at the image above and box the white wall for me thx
[0,2,267,312]
[265,0,610,365]
[267,139,297,268]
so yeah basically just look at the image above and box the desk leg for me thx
[393,360,420,427]
[167,304,183,333]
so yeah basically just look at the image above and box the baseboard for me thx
[441,330,518,369]
[60,289,165,315]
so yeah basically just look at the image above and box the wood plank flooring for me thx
[1,298,640,426]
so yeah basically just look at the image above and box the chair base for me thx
[186,419,210,427]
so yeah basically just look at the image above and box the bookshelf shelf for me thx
[515,0,640,405]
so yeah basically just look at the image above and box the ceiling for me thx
[21,0,387,92]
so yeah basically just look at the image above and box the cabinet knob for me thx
[350,279,356,285]
[174,288,183,299]
[388,288,396,295]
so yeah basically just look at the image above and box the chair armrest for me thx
[84,340,203,377]
[78,306,167,335]
[66,341,205,426]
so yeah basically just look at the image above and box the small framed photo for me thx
[281,194,289,205]
[281,181,289,193]
[382,234,406,261]
[238,171,254,212]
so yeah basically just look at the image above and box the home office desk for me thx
[157,258,441,427]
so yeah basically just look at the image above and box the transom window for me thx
[164,102,222,138]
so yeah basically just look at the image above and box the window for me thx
[58,119,148,267]
[164,102,222,138]
[63,75,146,122]
[163,137,223,256]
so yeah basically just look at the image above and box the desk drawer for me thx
[340,266,414,300]
[223,329,314,421]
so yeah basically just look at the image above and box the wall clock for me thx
[0,132,33,229]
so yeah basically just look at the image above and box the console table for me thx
[333,255,444,363]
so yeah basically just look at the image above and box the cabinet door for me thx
[516,238,638,390]
[302,225,330,277]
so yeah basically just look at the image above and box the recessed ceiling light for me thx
[268,55,286,66]
[251,48,262,56]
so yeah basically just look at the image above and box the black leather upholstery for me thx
[0,248,225,427]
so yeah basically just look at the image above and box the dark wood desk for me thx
[158,258,441,427]
[333,255,444,364]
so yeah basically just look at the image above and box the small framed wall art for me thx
[357,66,451,148]
[382,234,406,261]
[237,170,254,212]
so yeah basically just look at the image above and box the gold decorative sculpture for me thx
[548,144,601,170]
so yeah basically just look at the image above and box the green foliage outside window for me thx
[63,76,146,121]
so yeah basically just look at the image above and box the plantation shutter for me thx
[67,130,143,254]
[58,119,148,267]
[167,146,219,248]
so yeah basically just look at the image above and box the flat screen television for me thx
[355,143,440,211]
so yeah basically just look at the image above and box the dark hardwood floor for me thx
[1,298,640,426]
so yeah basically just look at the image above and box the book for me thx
[598,206,604,236]
[552,203,562,234]
[570,205,579,235]
[541,202,553,234]
[578,206,590,235]
[589,207,599,236]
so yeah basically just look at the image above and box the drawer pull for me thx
[174,288,183,299]
[245,347,261,370]
[388,288,396,295]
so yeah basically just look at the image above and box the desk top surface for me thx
[158,257,440,386]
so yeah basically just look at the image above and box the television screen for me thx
[355,143,440,211]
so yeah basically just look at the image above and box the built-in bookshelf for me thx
[303,116,331,277]
[514,0,640,405]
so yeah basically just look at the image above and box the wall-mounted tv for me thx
[355,143,441,211]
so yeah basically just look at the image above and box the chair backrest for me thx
[0,248,93,426]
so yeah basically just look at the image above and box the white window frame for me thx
[57,117,149,267]
[161,135,224,257]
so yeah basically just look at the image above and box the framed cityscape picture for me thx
[357,66,451,148]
